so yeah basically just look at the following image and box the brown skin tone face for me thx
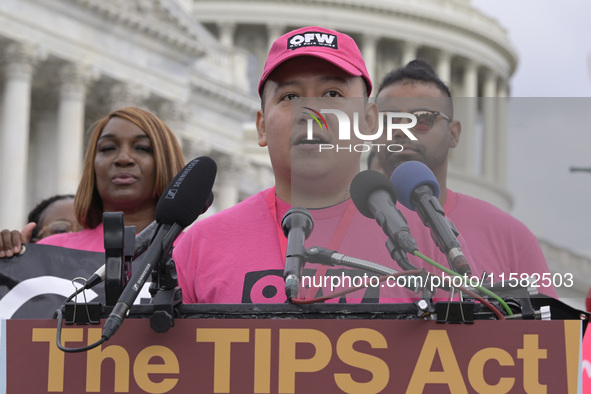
[257,56,378,207]
[94,117,158,232]
[0,117,161,257]
[34,198,81,241]
[376,81,461,206]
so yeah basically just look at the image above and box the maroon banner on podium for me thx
[4,318,581,393]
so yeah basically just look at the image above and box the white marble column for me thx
[401,41,418,67]
[257,164,275,191]
[215,155,243,211]
[218,21,236,48]
[267,24,285,51]
[496,80,509,186]
[361,33,378,88]
[455,60,478,174]
[436,50,452,86]
[158,100,189,156]
[28,110,57,207]
[0,43,43,228]
[56,63,99,194]
[481,69,498,181]
[463,61,479,96]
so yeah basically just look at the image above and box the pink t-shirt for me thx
[442,190,552,284]
[37,223,107,252]
[582,328,591,391]
[38,223,184,253]
[174,188,554,304]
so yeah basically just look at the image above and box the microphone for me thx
[102,156,217,340]
[83,191,214,290]
[350,170,418,254]
[390,161,472,276]
[130,191,214,257]
[281,207,314,300]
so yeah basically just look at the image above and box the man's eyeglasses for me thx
[391,110,451,132]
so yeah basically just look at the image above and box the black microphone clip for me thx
[281,207,314,300]
[103,212,136,306]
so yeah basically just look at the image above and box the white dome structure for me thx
[190,0,518,209]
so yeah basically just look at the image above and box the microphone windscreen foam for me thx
[155,156,217,227]
[281,207,314,238]
[350,170,398,218]
[390,161,440,211]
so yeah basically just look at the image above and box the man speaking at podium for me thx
[173,26,555,304]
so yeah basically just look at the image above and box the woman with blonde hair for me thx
[0,107,185,255]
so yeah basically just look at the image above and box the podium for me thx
[1,303,584,393]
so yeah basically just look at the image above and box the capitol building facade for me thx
[0,0,588,305]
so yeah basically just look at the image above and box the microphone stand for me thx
[301,247,548,322]
[304,246,436,306]
[146,228,183,334]
[62,213,133,325]
[103,212,126,306]
[62,220,183,333]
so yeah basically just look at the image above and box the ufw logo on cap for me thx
[288,32,338,50]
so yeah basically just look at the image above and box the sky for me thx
[470,1,591,257]
[472,0,591,98]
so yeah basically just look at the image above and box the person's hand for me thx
[0,222,36,258]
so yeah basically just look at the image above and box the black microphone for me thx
[281,207,314,300]
[350,170,418,254]
[391,161,472,276]
[83,191,214,291]
[137,190,214,256]
[102,156,217,340]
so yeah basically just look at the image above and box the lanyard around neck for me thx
[266,187,358,298]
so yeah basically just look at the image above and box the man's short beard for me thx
[383,156,428,178]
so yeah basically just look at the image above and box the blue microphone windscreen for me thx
[390,161,440,211]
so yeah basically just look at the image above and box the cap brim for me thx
[258,50,365,96]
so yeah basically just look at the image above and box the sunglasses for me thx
[391,109,451,132]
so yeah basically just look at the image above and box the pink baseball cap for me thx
[258,26,372,97]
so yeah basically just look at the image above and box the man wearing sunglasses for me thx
[376,61,459,199]
[375,60,555,296]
